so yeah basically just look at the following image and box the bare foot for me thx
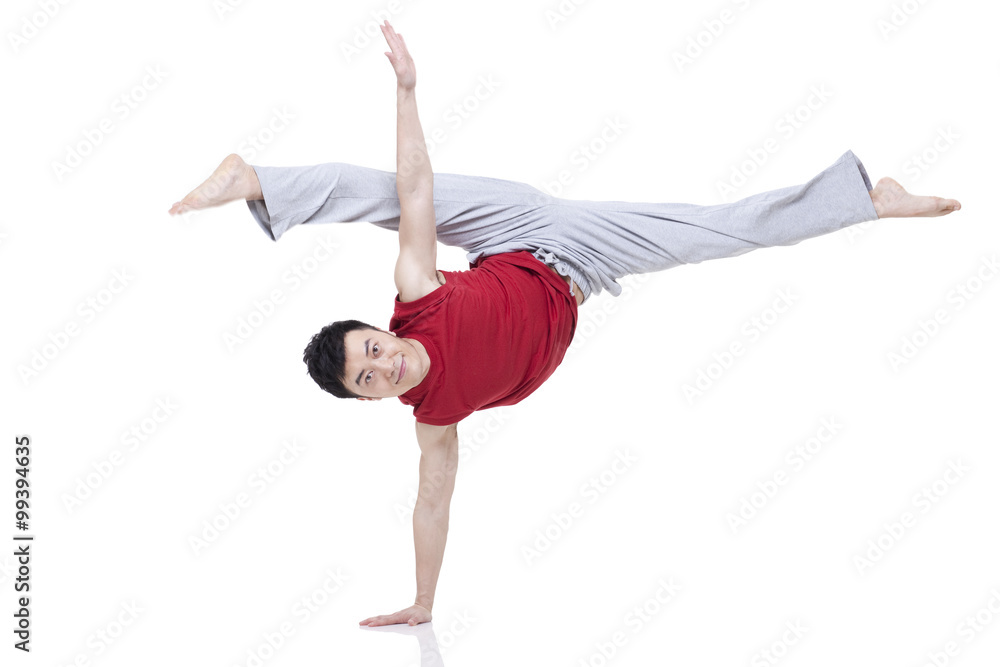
[168,154,262,216]
[869,177,961,219]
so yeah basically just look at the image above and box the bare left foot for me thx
[168,154,262,216]
[869,177,961,219]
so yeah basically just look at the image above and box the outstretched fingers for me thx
[359,612,413,627]
[380,20,406,59]
[379,20,416,88]
[359,604,431,627]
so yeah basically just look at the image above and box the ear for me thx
[387,330,397,337]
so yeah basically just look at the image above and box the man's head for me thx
[303,319,428,401]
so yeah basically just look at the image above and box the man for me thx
[168,20,960,628]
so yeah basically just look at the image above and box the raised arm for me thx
[380,20,443,303]
[359,421,459,628]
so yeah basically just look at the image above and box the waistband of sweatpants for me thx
[531,248,593,303]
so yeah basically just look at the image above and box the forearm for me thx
[412,500,449,610]
[395,86,432,198]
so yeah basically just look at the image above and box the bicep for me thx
[395,193,440,302]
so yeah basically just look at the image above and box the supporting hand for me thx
[380,20,416,91]
[359,603,432,627]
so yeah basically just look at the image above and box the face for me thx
[342,328,427,400]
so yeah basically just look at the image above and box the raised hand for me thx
[380,20,416,90]
[359,602,432,627]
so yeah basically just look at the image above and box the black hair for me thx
[302,319,377,399]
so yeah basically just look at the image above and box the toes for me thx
[934,196,961,213]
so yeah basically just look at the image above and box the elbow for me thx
[414,469,457,517]
[414,494,451,520]
[397,174,433,201]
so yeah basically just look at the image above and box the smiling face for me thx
[341,328,429,400]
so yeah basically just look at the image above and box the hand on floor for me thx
[360,603,432,627]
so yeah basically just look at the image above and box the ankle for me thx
[244,165,263,201]
[869,189,885,218]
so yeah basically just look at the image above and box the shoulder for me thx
[389,274,463,333]
[397,269,448,303]
[415,421,457,447]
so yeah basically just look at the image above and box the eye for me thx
[365,371,373,384]
[373,343,380,356]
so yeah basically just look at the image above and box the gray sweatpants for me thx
[246,149,878,302]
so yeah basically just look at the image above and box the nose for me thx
[377,354,396,377]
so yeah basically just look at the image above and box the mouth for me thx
[397,357,406,384]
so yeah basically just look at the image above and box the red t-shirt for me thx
[389,251,578,425]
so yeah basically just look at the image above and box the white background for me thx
[3,0,999,665]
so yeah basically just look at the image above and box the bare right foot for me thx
[869,177,961,219]
[168,154,262,216]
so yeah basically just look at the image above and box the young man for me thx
[168,21,960,628]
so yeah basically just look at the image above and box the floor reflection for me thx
[361,622,444,667]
